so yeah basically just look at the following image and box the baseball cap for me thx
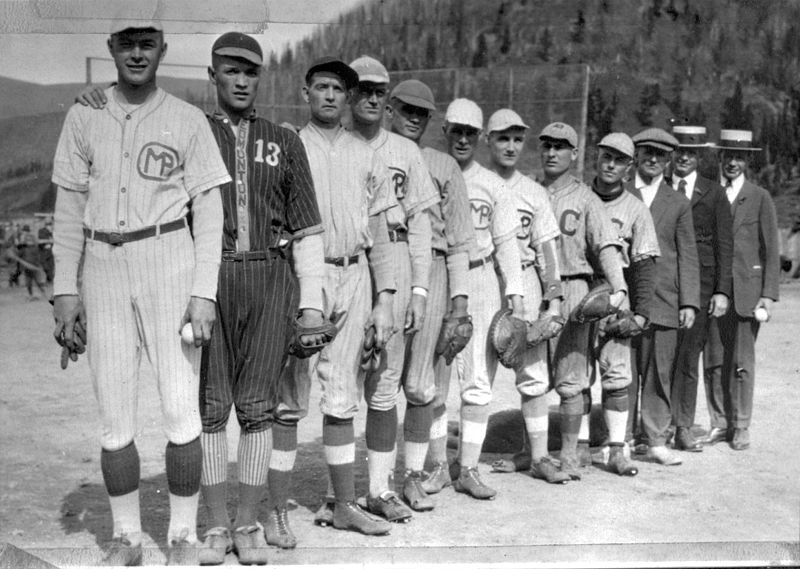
[539,122,578,148]
[486,109,529,134]
[444,98,483,130]
[672,125,712,148]
[212,32,263,66]
[598,132,635,159]
[305,56,359,90]
[349,55,390,84]
[110,20,163,35]
[632,128,679,151]
[390,79,436,111]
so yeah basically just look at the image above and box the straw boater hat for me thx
[715,129,761,152]
[672,125,713,148]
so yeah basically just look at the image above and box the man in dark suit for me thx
[668,126,733,452]
[703,129,780,451]
[627,128,700,466]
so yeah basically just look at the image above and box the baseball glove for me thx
[360,325,382,371]
[570,282,619,324]
[434,314,473,365]
[287,315,337,358]
[602,310,645,339]
[526,314,566,346]
[489,309,528,369]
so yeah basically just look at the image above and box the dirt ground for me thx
[1,279,799,567]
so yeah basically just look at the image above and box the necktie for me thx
[678,179,688,198]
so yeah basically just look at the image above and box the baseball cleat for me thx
[265,506,297,550]
[453,467,497,500]
[232,522,269,565]
[530,456,570,484]
[608,445,639,476]
[167,529,199,566]
[363,491,413,523]
[420,461,452,494]
[557,453,582,480]
[313,496,336,527]
[403,470,435,511]
[198,526,232,565]
[99,534,142,566]
[490,451,531,473]
[333,501,392,535]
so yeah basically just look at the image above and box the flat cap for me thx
[305,56,359,90]
[487,109,529,134]
[632,128,679,151]
[539,122,578,148]
[390,79,436,111]
[598,132,635,159]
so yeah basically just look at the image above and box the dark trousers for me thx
[671,302,710,428]
[629,325,678,446]
[703,308,760,430]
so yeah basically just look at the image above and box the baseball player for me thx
[51,21,230,565]
[440,98,525,499]
[482,109,568,484]
[703,129,780,451]
[383,80,475,505]
[344,56,439,522]
[271,56,398,536]
[589,133,661,467]
[537,122,633,479]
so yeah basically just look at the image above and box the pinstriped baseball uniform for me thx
[591,184,660,391]
[403,147,475,407]
[52,87,230,450]
[276,123,397,420]
[356,129,439,411]
[200,110,323,434]
[508,172,561,397]
[546,175,625,399]
[457,161,523,406]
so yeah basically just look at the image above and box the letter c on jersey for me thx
[559,209,580,236]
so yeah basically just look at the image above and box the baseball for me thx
[180,322,195,344]
[754,307,769,323]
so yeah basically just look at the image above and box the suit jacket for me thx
[668,175,733,304]
[728,180,780,316]
[628,181,700,328]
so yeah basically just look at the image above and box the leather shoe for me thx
[674,427,703,452]
[647,445,682,466]
[702,426,728,445]
[731,427,750,450]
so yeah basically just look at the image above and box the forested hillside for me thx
[272,0,800,194]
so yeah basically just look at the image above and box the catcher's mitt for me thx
[360,325,382,371]
[489,309,528,369]
[434,314,473,365]
[526,314,566,346]
[570,282,619,323]
[602,310,645,339]
[287,315,337,358]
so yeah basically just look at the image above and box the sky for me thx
[0,0,367,85]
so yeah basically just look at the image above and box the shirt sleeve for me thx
[283,128,323,238]
[51,106,90,192]
[52,186,88,296]
[403,145,441,217]
[442,161,476,255]
[527,182,561,248]
[367,152,397,217]
[491,185,521,246]
[183,107,232,198]
[189,187,224,300]
[630,205,661,262]
[407,209,432,290]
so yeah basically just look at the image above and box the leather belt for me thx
[388,229,408,243]
[325,254,360,267]
[521,260,536,270]
[561,274,593,282]
[222,250,280,262]
[432,249,447,258]
[468,254,494,270]
[84,218,187,246]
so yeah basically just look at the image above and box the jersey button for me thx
[119,221,126,226]
[125,114,131,120]
[120,187,126,193]
[123,152,129,158]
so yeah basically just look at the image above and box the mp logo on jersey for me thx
[389,167,407,200]
[517,208,533,240]
[471,198,493,229]
[138,143,180,181]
